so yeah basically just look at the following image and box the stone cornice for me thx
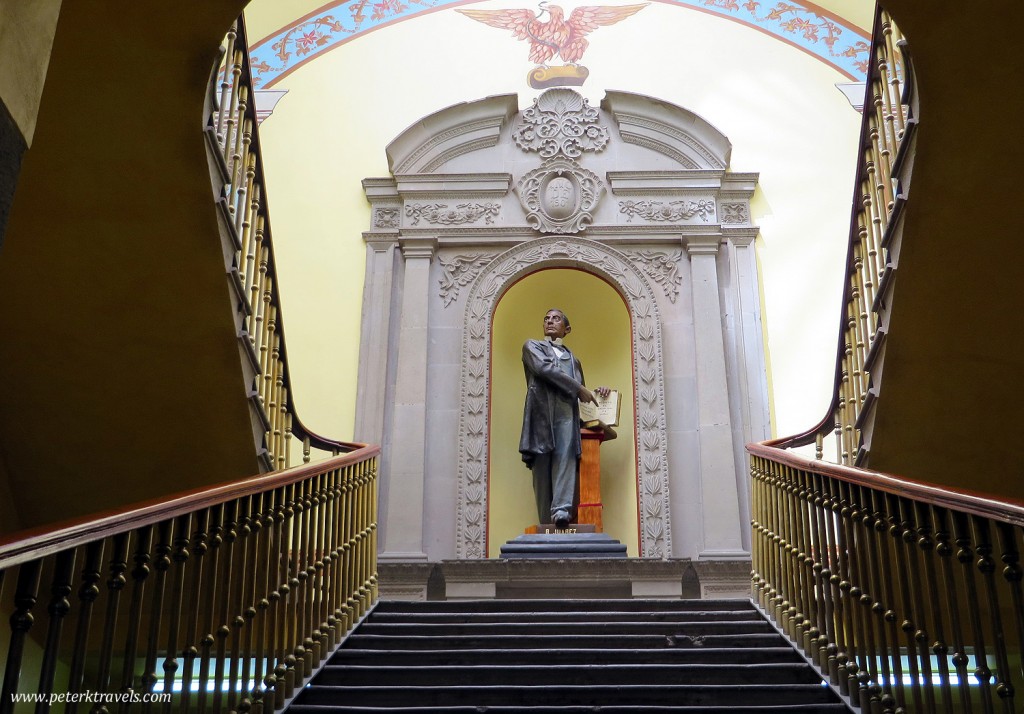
[394,172,512,197]
[683,235,724,256]
[606,170,725,195]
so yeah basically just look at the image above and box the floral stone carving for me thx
[516,157,605,234]
[438,253,498,307]
[373,207,400,228]
[628,250,683,303]
[513,88,610,159]
[456,236,672,559]
[619,199,716,223]
[721,202,749,224]
[406,202,501,226]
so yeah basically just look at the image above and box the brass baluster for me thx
[851,485,884,708]
[810,473,836,675]
[795,471,817,658]
[180,510,211,713]
[934,507,973,713]
[298,476,316,676]
[953,510,994,712]
[92,532,130,713]
[251,491,274,714]
[198,506,225,713]
[995,523,1024,690]
[971,516,1015,713]
[282,482,301,700]
[238,493,263,714]
[832,479,860,701]
[119,526,154,714]
[887,494,923,712]
[917,502,954,714]
[370,457,379,602]
[311,472,328,664]
[866,489,900,713]
[342,464,356,634]
[272,485,292,710]
[227,496,254,713]
[212,502,239,714]
[896,497,934,713]
[216,31,239,151]
[141,520,173,710]
[35,550,76,710]
[0,559,42,714]
[161,514,192,707]
[68,541,105,712]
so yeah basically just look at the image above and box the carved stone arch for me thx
[455,235,673,559]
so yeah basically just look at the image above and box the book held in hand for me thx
[579,389,621,428]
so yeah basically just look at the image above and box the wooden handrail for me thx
[0,446,380,712]
[749,440,1024,529]
[0,445,378,570]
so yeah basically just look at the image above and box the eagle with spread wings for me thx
[457,2,649,65]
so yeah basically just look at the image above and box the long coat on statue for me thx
[519,338,585,468]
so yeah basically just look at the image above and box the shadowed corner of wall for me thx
[681,563,701,599]
[427,563,447,600]
[0,99,28,250]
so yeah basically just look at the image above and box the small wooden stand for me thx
[576,423,616,532]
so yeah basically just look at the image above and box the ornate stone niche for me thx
[356,88,768,566]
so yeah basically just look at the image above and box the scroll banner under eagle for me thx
[457,2,648,88]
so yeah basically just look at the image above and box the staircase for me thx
[287,599,851,713]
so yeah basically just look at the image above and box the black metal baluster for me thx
[68,541,105,714]
[0,559,42,714]
[119,526,154,714]
[161,514,192,710]
[35,550,76,712]
[971,516,1015,713]
[953,510,994,712]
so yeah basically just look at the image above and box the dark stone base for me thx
[500,532,628,559]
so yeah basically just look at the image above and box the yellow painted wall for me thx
[0,0,62,144]
[250,1,862,448]
[488,269,639,557]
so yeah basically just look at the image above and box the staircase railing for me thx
[775,5,915,466]
[748,6,1024,713]
[206,17,350,472]
[0,445,379,713]
[750,442,1024,714]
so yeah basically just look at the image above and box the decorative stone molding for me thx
[373,207,400,229]
[406,202,501,226]
[628,251,683,303]
[721,202,749,224]
[516,157,605,234]
[438,253,499,307]
[513,88,610,159]
[456,236,672,560]
[619,199,715,223]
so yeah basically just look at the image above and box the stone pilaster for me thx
[685,235,747,559]
[379,237,436,562]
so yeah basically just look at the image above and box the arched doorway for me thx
[488,268,638,556]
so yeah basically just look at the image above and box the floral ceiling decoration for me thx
[247,0,870,88]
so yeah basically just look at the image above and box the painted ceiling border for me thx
[246,0,870,89]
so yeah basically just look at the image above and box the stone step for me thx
[312,662,823,687]
[367,609,764,623]
[354,619,774,636]
[374,598,756,613]
[344,632,790,650]
[332,645,805,666]
[288,705,850,714]
[294,683,840,708]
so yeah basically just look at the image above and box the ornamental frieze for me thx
[516,157,605,234]
[406,202,501,226]
[513,88,610,159]
[619,199,716,223]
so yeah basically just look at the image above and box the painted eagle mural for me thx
[457,2,649,65]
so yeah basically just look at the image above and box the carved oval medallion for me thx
[543,174,577,220]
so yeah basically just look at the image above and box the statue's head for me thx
[543,308,571,339]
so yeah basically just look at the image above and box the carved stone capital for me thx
[400,237,438,260]
[684,235,722,257]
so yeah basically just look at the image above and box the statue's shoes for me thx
[552,510,570,529]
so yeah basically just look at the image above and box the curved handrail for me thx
[0,443,378,570]
[209,16,357,466]
[782,5,914,461]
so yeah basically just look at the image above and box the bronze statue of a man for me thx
[519,308,609,529]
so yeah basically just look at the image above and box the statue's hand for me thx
[595,386,611,399]
[578,386,598,404]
